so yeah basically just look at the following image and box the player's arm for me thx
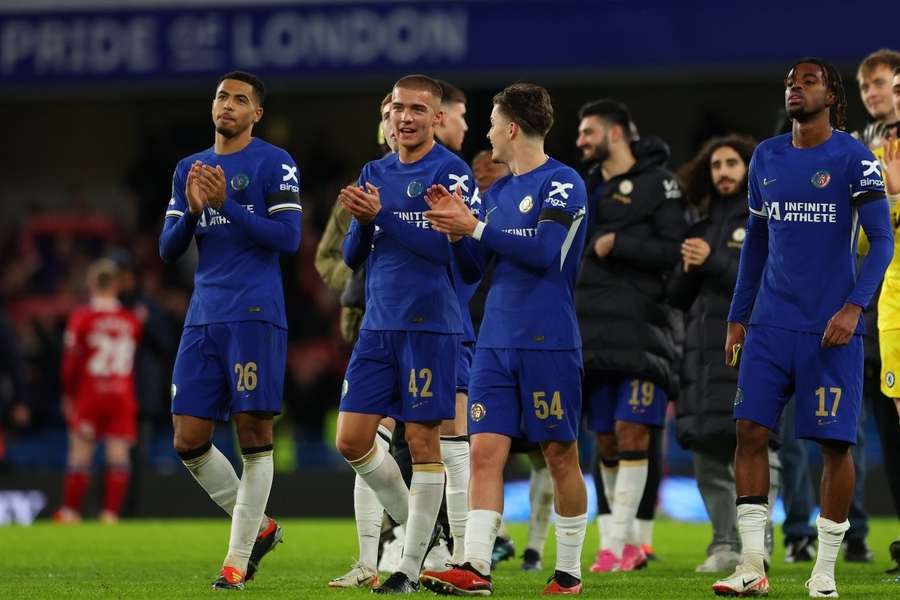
[343,216,375,270]
[666,260,703,312]
[605,179,686,270]
[159,164,202,262]
[726,154,768,324]
[451,237,491,284]
[198,159,302,254]
[845,196,893,310]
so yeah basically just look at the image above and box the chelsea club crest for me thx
[230,173,250,191]
[407,181,424,197]
[810,170,831,189]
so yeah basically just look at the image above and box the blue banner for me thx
[1,1,898,83]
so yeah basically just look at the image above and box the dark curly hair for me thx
[787,57,847,130]
[677,134,757,217]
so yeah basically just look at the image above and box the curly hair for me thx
[677,134,757,217]
[787,57,848,130]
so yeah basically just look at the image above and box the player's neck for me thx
[791,114,832,149]
[214,130,254,155]
[601,148,636,181]
[398,139,435,164]
[508,140,548,176]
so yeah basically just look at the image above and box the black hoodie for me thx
[575,136,687,394]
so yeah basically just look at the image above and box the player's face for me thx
[784,63,832,123]
[487,104,512,163]
[390,86,440,151]
[381,102,397,152]
[858,64,896,122]
[438,101,468,152]
[893,72,900,122]
[576,116,610,164]
[212,79,262,138]
[709,145,747,198]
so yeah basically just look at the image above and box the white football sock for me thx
[182,444,240,515]
[398,464,445,580]
[597,514,613,550]
[465,509,501,576]
[526,465,554,554]
[600,461,618,507]
[440,438,470,563]
[555,512,588,580]
[811,516,850,579]
[737,502,768,573]
[609,459,647,556]
[347,439,409,526]
[354,431,390,570]
[636,518,654,548]
[224,448,274,573]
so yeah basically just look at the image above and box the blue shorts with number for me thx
[171,322,286,421]
[735,325,862,444]
[468,347,583,443]
[456,342,475,393]
[340,330,459,423]
[585,371,668,434]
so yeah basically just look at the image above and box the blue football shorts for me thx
[171,322,286,421]
[340,329,459,423]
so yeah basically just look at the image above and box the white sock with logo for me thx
[555,512,588,580]
[354,430,391,571]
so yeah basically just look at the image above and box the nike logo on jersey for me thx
[763,178,776,186]
[281,164,298,183]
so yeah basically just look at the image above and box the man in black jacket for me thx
[668,135,781,573]
[575,99,686,572]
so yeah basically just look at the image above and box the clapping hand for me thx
[424,184,477,239]
[339,183,382,225]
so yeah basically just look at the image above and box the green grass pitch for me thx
[2,518,898,598]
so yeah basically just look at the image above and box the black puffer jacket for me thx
[576,137,687,394]
[667,195,746,453]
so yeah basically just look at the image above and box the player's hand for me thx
[339,183,381,225]
[724,321,746,368]
[196,165,227,210]
[593,232,616,258]
[822,303,862,347]
[9,402,30,428]
[681,237,711,271]
[424,185,478,237]
[185,161,206,216]
[882,138,900,196]
[424,184,467,241]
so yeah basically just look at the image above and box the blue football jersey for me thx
[737,131,885,333]
[163,138,302,328]
[349,142,474,334]
[476,158,587,350]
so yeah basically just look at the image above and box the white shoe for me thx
[805,572,839,598]
[696,549,741,573]
[423,537,452,572]
[378,535,404,574]
[712,563,769,596]
[328,562,379,588]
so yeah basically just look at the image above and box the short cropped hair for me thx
[857,48,900,80]
[219,71,266,106]
[437,79,466,105]
[492,83,554,138]
[578,99,634,142]
[393,74,443,103]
